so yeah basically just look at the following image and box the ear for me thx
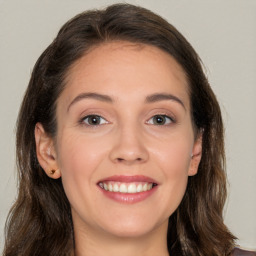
[188,131,203,176]
[35,123,61,179]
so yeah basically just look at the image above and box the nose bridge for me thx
[109,121,149,164]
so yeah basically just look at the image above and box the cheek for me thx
[153,133,193,174]
[151,134,192,212]
[57,130,106,171]
[56,131,108,202]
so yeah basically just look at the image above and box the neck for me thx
[73,218,169,256]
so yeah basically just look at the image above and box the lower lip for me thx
[99,186,158,204]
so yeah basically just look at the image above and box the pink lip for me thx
[97,175,158,204]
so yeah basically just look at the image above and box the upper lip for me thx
[98,175,158,184]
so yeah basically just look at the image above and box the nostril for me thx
[116,157,143,162]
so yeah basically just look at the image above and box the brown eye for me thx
[148,115,173,125]
[82,115,108,126]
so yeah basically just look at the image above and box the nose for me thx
[109,126,149,165]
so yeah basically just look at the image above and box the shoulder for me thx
[232,248,256,256]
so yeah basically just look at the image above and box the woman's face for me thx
[48,42,201,238]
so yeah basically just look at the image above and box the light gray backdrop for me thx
[0,0,255,252]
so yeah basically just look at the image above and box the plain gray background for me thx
[0,0,255,252]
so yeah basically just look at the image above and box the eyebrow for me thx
[67,92,185,112]
[145,93,186,110]
[67,92,113,112]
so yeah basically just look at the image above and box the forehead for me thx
[61,41,189,106]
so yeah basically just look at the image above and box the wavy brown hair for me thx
[3,3,236,256]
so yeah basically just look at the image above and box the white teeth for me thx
[99,182,156,193]
[120,183,127,193]
[113,183,119,192]
[128,183,136,193]
[103,183,108,191]
[136,184,142,192]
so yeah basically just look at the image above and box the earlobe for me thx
[188,132,203,176]
[48,168,61,179]
[35,123,61,179]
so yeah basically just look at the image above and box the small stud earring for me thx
[50,169,56,175]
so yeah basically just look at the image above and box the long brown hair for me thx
[4,3,236,255]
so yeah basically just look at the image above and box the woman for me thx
[3,3,254,256]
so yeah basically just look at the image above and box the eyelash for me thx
[79,113,175,127]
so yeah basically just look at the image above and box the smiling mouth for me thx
[98,181,157,193]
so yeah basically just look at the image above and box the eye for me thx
[81,115,108,126]
[147,115,174,125]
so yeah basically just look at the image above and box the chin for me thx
[97,214,168,239]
